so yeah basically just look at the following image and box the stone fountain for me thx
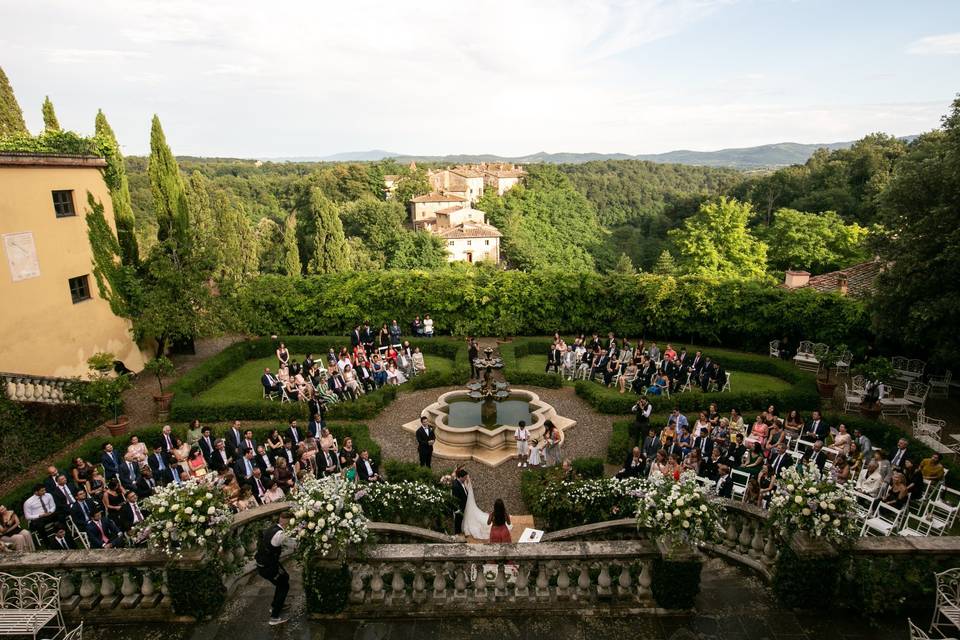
[402,345,575,466]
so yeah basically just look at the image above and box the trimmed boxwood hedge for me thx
[0,421,380,512]
[499,339,564,388]
[169,336,469,422]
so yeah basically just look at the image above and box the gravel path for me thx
[366,384,616,514]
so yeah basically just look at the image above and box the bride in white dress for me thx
[461,476,492,539]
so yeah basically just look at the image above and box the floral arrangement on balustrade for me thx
[288,475,368,558]
[355,480,454,531]
[531,477,648,530]
[634,471,723,546]
[767,463,857,544]
[137,478,234,557]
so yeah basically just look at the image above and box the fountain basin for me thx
[402,388,576,466]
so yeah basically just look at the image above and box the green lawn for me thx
[197,354,454,403]
[515,354,791,396]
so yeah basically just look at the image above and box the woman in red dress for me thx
[487,499,512,543]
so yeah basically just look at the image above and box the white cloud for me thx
[906,32,960,55]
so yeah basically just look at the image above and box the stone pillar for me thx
[772,532,839,606]
[651,538,702,610]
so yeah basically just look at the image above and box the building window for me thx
[448,240,455,246]
[52,190,76,218]
[467,240,472,246]
[68,275,91,304]
[485,240,490,246]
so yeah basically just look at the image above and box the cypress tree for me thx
[94,110,139,265]
[653,249,676,276]
[305,188,350,274]
[0,66,27,137]
[148,115,190,253]
[283,213,302,276]
[42,96,60,132]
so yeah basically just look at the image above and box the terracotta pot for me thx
[153,392,174,421]
[816,380,838,398]
[106,415,130,437]
[859,404,882,421]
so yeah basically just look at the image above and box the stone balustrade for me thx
[323,539,661,616]
[1,371,77,404]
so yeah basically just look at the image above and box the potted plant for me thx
[852,357,894,420]
[67,353,134,436]
[814,343,841,399]
[144,355,176,420]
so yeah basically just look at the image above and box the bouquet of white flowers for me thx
[137,478,233,557]
[288,475,369,558]
[634,471,723,545]
[767,463,857,544]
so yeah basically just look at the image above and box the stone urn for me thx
[153,392,174,421]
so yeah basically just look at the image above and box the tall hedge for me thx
[225,271,870,353]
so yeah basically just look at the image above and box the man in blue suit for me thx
[86,509,124,549]
[101,443,121,480]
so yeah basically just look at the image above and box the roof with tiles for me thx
[437,222,502,239]
[409,192,468,203]
[788,259,884,298]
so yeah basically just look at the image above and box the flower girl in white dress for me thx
[527,438,543,467]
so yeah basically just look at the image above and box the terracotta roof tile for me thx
[409,192,467,203]
[437,222,502,239]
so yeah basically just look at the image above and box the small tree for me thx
[143,355,175,396]
[67,353,133,425]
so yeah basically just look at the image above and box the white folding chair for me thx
[721,372,731,393]
[860,500,908,536]
[731,469,751,502]
[833,350,853,375]
[769,340,780,358]
[680,371,693,393]
[900,512,935,537]
[925,486,960,535]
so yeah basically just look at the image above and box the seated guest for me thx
[281,438,300,473]
[647,370,669,395]
[742,442,764,475]
[70,489,96,526]
[87,468,105,501]
[250,467,269,504]
[716,464,734,498]
[0,504,35,552]
[903,459,926,503]
[831,454,851,485]
[617,447,646,479]
[802,410,829,443]
[883,472,910,509]
[355,361,376,392]
[746,413,769,448]
[318,444,338,477]
[119,453,142,492]
[283,376,300,401]
[682,449,701,475]
[261,367,282,396]
[356,450,381,482]
[320,427,338,453]
[660,420,677,447]
[234,448,257,484]
[261,479,285,504]
[49,526,75,550]
[858,461,884,496]
[135,468,158,498]
[339,437,357,469]
[701,448,724,481]
[725,434,747,468]
[342,364,362,399]
[119,491,148,533]
[808,440,828,473]
[185,419,203,445]
[618,360,639,393]
[691,412,711,440]
[71,457,95,495]
[220,472,242,509]
[713,418,730,449]
[784,410,803,438]
[386,362,407,386]
[675,424,693,456]
[148,444,173,485]
[267,428,286,454]
[833,423,853,456]
[920,453,945,482]
[102,478,124,520]
[187,448,207,478]
[728,408,745,438]
[255,446,275,474]
[765,421,786,455]
[86,509,125,549]
[198,426,216,463]
[235,486,258,512]
[50,474,78,517]
[274,457,295,493]
[412,347,426,374]
[769,441,793,477]
[209,439,233,474]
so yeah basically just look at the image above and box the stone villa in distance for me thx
[385,162,526,264]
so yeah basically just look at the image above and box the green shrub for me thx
[498,339,564,388]
[303,562,351,615]
[383,460,439,485]
[607,420,632,465]
[571,457,604,479]
[227,272,871,354]
[652,557,702,610]
[166,563,227,620]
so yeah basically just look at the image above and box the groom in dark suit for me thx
[452,469,468,535]
[416,416,436,468]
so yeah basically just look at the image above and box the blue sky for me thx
[1,0,957,157]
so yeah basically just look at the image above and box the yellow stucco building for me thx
[0,153,145,379]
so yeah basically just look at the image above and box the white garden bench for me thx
[930,369,952,399]
[931,568,960,637]
[0,572,65,640]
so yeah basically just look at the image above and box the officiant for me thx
[416,416,436,468]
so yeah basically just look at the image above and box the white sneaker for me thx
[268,617,289,626]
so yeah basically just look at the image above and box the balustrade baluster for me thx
[58,571,78,610]
[638,561,652,597]
[389,566,407,606]
[140,571,161,609]
[120,570,141,609]
[535,562,550,599]
[432,563,448,603]
[596,563,612,597]
[453,566,468,600]
[724,515,738,548]
[576,563,591,598]
[99,569,120,609]
[616,561,633,598]
[412,567,426,603]
[369,564,386,602]
[78,570,99,610]
[737,517,752,553]
[514,563,530,599]
[555,563,570,599]
[763,532,778,566]
[472,564,488,602]
[494,563,507,599]
[349,565,365,604]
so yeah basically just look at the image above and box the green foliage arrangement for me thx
[651,556,702,610]
[772,544,839,608]
[166,565,227,620]
[522,473,647,530]
[355,480,454,532]
[303,562,351,615]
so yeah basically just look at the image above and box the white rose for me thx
[199,516,206,523]
[307,522,316,530]
[700,505,708,513]
[787,484,795,492]
[682,520,690,529]
[794,496,804,505]
[821,514,831,522]
[207,506,216,515]
[170,504,179,511]
[345,512,353,519]
[676,498,684,508]
[162,531,170,539]
[307,510,315,518]
[205,493,213,500]
[205,528,213,536]
[321,534,329,542]
[190,515,197,523]
[802,508,811,516]
[317,518,326,528]
[184,507,193,515]
[195,499,203,507]
[326,504,334,512]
